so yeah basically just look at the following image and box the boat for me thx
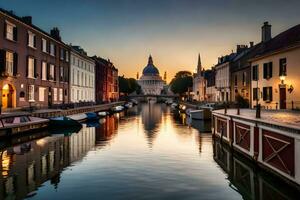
[49,116,82,127]
[86,112,98,121]
[124,102,133,109]
[130,99,138,105]
[98,111,108,117]
[49,124,82,135]
[171,103,178,109]
[111,105,124,113]
[68,113,87,122]
[0,113,49,137]
[188,109,211,120]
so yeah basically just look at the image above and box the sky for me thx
[1,0,300,82]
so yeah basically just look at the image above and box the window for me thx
[5,51,14,76]
[279,58,287,76]
[60,66,64,81]
[27,57,35,78]
[252,65,258,81]
[42,38,47,53]
[5,21,17,41]
[253,88,260,101]
[49,64,55,80]
[263,87,272,102]
[53,88,57,101]
[42,61,47,80]
[60,48,64,60]
[65,51,69,62]
[39,87,45,101]
[28,85,35,102]
[242,72,246,86]
[263,62,272,79]
[50,43,55,56]
[59,88,63,101]
[28,31,36,48]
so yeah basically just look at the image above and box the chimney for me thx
[262,22,271,42]
[236,44,248,54]
[250,41,254,47]
[50,27,61,41]
[22,16,32,24]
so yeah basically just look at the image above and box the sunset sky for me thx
[1,0,300,82]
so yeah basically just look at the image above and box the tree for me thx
[170,71,193,95]
[118,76,141,95]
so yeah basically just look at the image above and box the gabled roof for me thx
[254,24,300,59]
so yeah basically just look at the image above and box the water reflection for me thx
[213,137,300,200]
[0,104,298,200]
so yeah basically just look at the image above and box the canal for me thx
[0,103,299,199]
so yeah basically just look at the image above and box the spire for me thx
[148,54,153,65]
[164,71,167,82]
[197,53,202,74]
[137,72,139,79]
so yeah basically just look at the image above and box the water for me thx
[0,103,299,200]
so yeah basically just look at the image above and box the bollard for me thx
[292,101,294,110]
[276,102,278,110]
[237,106,240,115]
[224,103,227,114]
[256,104,261,119]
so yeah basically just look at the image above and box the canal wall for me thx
[32,101,125,118]
[212,108,300,188]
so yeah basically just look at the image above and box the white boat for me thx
[124,102,133,108]
[188,109,211,120]
[112,105,124,113]
[171,103,178,109]
[98,111,108,117]
[68,113,87,122]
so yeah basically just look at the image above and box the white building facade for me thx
[70,46,95,103]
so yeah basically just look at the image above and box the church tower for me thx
[163,71,167,82]
[197,53,202,74]
[136,72,139,79]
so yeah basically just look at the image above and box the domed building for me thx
[137,55,165,95]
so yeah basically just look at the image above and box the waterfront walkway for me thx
[213,109,300,131]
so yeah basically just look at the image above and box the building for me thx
[230,44,254,104]
[204,68,216,102]
[215,53,237,102]
[70,46,95,103]
[193,54,206,101]
[250,22,300,109]
[94,56,119,103]
[0,9,70,109]
[137,55,165,95]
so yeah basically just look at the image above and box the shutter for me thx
[0,50,6,73]
[27,32,29,46]
[13,26,17,41]
[263,87,266,101]
[3,22,7,38]
[47,41,50,53]
[54,45,56,57]
[26,56,29,77]
[33,35,37,48]
[269,87,273,101]
[54,65,56,81]
[263,63,267,79]
[47,63,50,80]
[269,62,273,78]
[13,52,18,76]
[34,58,37,78]
[41,39,44,52]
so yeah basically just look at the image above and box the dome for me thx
[142,55,160,76]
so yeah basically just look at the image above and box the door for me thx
[48,87,52,107]
[279,87,286,109]
[2,84,14,109]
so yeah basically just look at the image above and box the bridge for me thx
[128,94,179,102]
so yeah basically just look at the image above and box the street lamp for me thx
[280,75,286,85]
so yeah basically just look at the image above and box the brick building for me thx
[0,9,70,110]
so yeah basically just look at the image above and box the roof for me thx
[0,8,69,48]
[142,55,160,76]
[253,24,300,59]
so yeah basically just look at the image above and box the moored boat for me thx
[188,109,211,120]
[68,113,87,122]
[111,105,124,113]
[0,113,49,137]
[86,112,98,121]
[49,116,82,127]
[98,111,108,117]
